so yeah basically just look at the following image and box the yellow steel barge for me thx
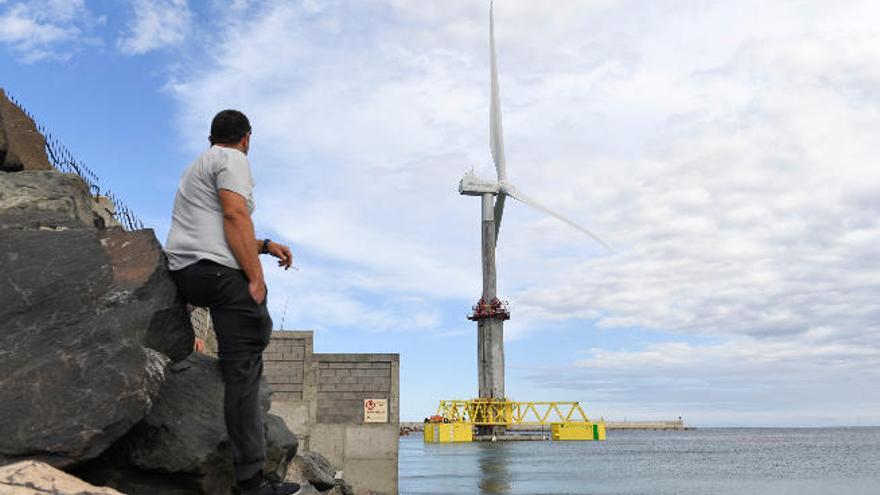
[424,399,606,443]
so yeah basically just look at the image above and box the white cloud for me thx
[521,337,880,425]
[118,0,192,55]
[0,0,95,61]
[164,0,880,422]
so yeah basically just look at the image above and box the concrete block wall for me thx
[263,332,398,495]
[263,333,309,402]
[316,354,397,424]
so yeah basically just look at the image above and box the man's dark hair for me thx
[209,109,251,145]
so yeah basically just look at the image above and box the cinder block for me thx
[367,381,390,392]
[275,371,300,381]
[272,384,303,393]
[340,398,363,409]
[317,407,360,424]
[274,391,302,401]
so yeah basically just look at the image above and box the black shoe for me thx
[235,480,302,495]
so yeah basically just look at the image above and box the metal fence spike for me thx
[16,104,146,231]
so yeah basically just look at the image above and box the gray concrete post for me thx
[478,193,506,437]
[481,193,497,302]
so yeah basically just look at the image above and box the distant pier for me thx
[604,420,688,431]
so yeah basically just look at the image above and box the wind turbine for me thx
[459,1,611,415]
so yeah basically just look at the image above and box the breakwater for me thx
[605,420,687,430]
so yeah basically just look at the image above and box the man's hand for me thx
[248,278,266,305]
[267,241,294,270]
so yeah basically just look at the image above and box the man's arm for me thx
[220,189,265,304]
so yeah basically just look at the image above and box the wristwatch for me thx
[261,238,271,254]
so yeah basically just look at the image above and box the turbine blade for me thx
[506,186,613,252]
[494,193,506,243]
[489,1,507,182]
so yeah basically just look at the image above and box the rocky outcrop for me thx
[0,106,303,494]
[106,353,298,494]
[0,89,52,172]
[0,460,123,495]
[0,173,194,467]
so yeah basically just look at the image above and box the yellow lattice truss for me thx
[436,399,594,426]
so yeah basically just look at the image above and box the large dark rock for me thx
[0,88,52,171]
[0,196,194,466]
[111,353,298,495]
[265,414,298,481]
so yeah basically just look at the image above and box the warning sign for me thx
[363,399,388,423]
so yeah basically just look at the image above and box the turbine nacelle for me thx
[459,171,500,196]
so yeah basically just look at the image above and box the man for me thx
[166,109,300,495]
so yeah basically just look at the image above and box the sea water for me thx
[399,427,880,494]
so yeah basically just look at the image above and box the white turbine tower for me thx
[459,2,611,428]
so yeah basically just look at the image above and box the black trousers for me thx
[171,259,273,482]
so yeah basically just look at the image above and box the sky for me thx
[2,0,879,427]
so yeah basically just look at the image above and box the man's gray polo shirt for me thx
[166,146,255,271]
